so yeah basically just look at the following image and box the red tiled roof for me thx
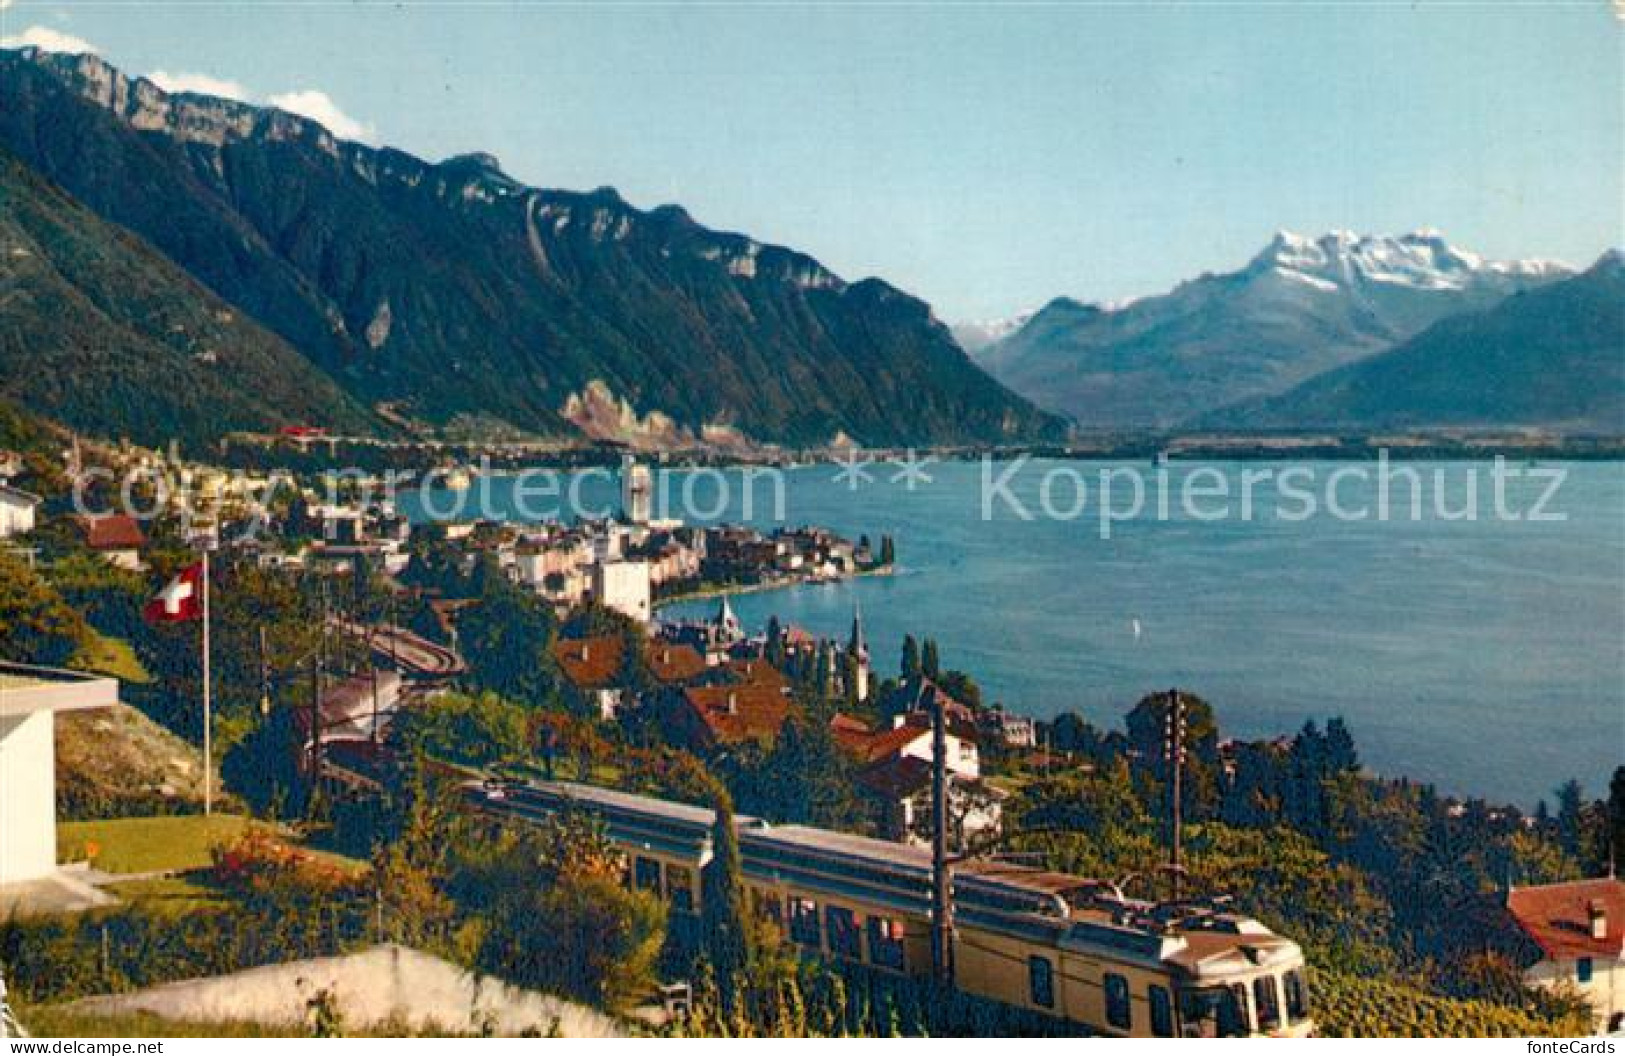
[683,682,793,744]
[829,713,935,765]
[1506,878,1625,960]
[723,658,791,692]
[553,634,624,689]
[646,642,707,684]
[856,754,934,800]
[82,514,146,550]
[830,712,870,736]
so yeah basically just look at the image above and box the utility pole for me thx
[930,686,955,988]
[200,551,213,816]
[310,579,330,786]
[257,626,271,718]
[1164,687,1186,903]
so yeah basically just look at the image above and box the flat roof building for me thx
[0,664,119,886]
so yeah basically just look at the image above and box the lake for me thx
[410,457,1625,806]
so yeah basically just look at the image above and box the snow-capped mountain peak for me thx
[1251,229,1572,293]
[952,310,1037,354]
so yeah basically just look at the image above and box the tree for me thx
[0,550,88,666]
[731,711,867,830]
[764,615,786,667]
[474,813,666,1010]
[1610,766,1625,871]
[1555,779,1586,858]
[900,635,920,680]
[396,690,528,767]
[920,639,941,680]
[372,757,458,951]
[1125,689,1222,820]
[906,778,1005,854]
[702,780,750,1001]
[1324,717,1360,773]
[457,561,561,708]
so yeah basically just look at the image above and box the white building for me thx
[1505,878,1625,1034]
[621,455,653,525]
[0,485,41,539]
[591,559,652,623]
[0,664,118,886]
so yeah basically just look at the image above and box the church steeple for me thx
[848,599,871,702]
[848,599,868,661]
[714,595,742,643]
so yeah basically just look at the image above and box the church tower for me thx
[847,600,871,702]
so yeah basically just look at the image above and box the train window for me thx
[1103,973,1131,1030]
[789,898,821,947]
[1149,985,1174,1038]
[1180,986,1246,1038]
[867,916,906,972]
[1232,985,1252,1034]
[1282,970,1309,1022]
[634,857,662,894]
[1253,976,1281,1031]
[1028,956,1055,1009]
[825,906,862,960]
[665,864,694,913]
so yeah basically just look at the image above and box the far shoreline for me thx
[653,564,896,613]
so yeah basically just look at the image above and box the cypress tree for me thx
[921,638,940,680]
[702,780,750,1009]
[901,635,921,680]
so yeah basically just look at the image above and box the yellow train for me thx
[477,779,1315,1037]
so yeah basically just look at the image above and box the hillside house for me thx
[0,484,41,539]
[1503,878,1625,1033]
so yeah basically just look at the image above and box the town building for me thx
[671,659,796,749]
[621,455,653,525]
[81,514,147,570]
[856,755,1006,850]
[831,705,981,781]
[1503,877,1625,1033]
[0,664,118,894]
[0,484,41,539]
[555,635,627,720]
[591,559,652,623]
[985,708,1037,749]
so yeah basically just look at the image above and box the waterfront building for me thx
[590,559,652,623]
[621,455,653,525]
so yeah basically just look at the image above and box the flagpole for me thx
[202,551,213,817]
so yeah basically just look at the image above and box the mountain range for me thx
[0,150,380,447]
[1205,251,1625,433]
[971,230,1574,430]
[0,47,1063,450]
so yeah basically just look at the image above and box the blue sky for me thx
[2,2,1619,320]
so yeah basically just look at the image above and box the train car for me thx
[476,779,1315,1038]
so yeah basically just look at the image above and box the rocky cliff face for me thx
[0,48,1064,447]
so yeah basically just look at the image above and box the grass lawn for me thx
[102,873,234,916]
[57,814,259,873]
[18,1005,301,1037]
[71,630,152,683]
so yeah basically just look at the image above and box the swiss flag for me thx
[144,562,204,623]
